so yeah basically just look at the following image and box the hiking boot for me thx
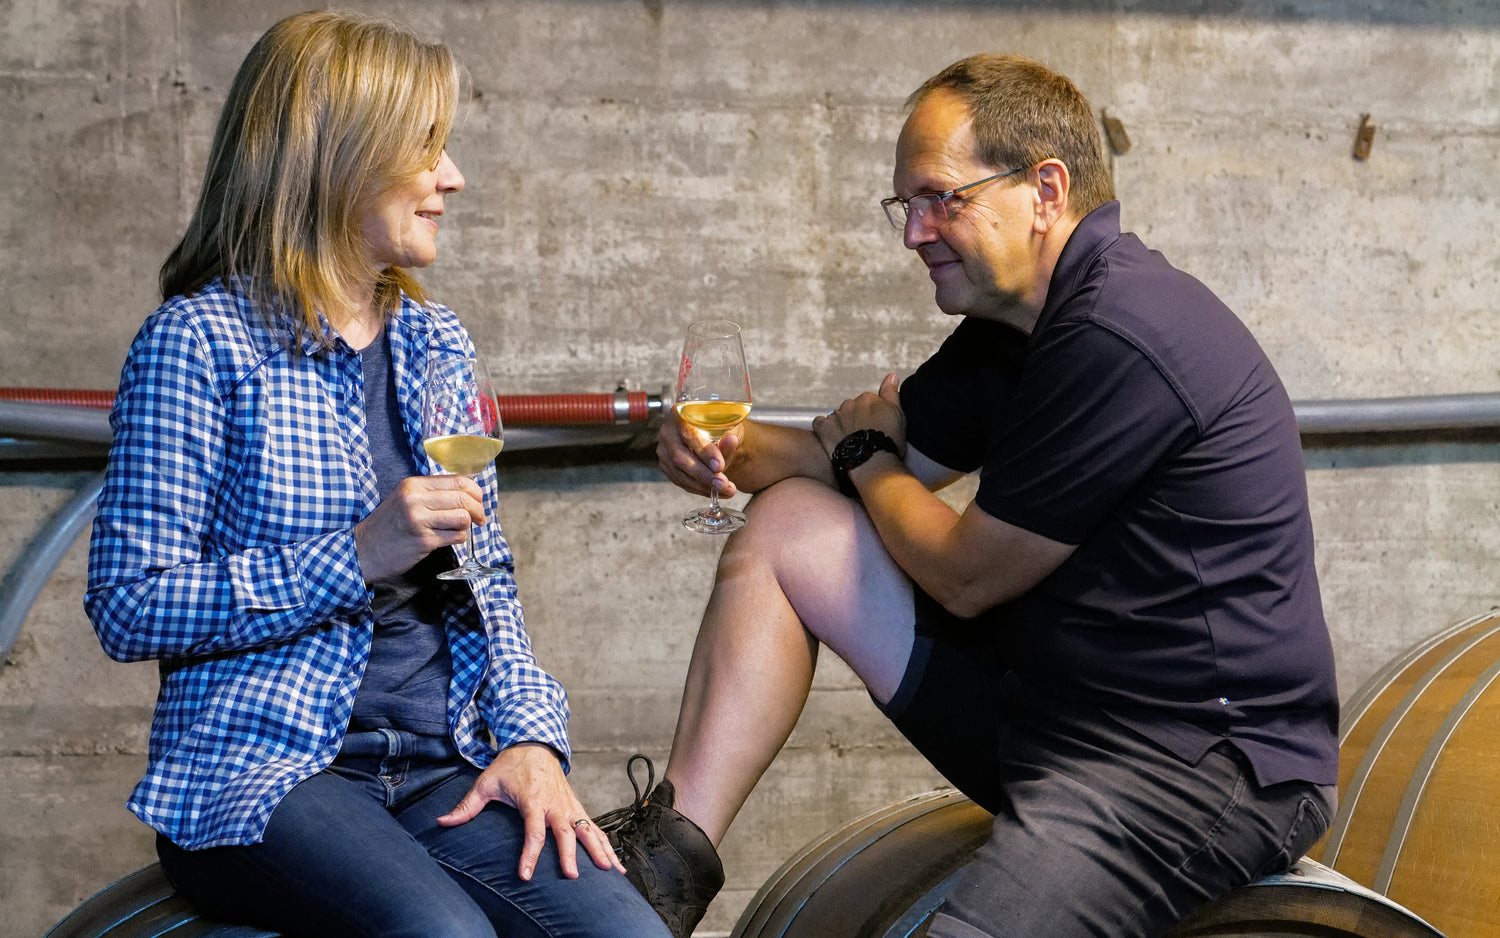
[594,754,725,938]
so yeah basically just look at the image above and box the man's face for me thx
[892,90,1041,326]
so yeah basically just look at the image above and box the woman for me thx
[84,12,668,938]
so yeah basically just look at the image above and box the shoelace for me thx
[592,752,656,833]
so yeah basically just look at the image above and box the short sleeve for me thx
[974,321,1196,545]
[901,319,1027,473]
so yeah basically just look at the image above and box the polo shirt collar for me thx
[1032,200,1124,336]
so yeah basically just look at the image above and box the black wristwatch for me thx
[830,429,900,499]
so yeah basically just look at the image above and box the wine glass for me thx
[675,319,752,534]
[422,353,506,580]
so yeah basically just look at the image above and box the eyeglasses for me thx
[880,167,1027,231]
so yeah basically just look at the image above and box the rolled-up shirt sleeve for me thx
[445,572,573,771]
[86,309,369,662]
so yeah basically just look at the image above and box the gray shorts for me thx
[876,591,1336,938]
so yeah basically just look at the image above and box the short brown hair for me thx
[908,54,1114,218]
[160,11,462,348]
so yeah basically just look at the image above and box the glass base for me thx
[682,504,747,534]
[436,559,508,581]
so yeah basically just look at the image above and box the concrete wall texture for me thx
[3,1,1498,935]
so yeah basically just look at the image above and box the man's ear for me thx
[1033,159,1070,234]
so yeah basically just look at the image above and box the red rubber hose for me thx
[497,392,653,425]
[0,388,656,426]
[0,388,116,408]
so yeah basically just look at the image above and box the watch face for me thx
[833,433,858,458]
[835,429,891,470]
[834,430,870,463]
[831,429,895,499]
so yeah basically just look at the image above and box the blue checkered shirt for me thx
[85,279,570,849]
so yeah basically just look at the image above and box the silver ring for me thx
[572,817,590,830]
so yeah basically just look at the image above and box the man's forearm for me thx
[727,420,838,494]
[850,451,1076,618]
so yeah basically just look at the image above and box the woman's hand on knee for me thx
[435,742,625,881]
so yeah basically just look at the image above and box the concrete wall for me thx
[3,1,1498,935]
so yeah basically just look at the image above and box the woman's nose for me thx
[437,150,465,193]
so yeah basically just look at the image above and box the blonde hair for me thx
[909,54,1115,219]
[161,10,462,348]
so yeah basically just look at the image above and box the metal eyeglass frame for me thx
[880,166,1027,231]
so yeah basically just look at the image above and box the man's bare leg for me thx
[663,477,918,846]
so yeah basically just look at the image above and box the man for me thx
[601,53,1339,938]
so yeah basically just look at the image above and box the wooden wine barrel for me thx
[731,789,993,938]
[1311,609,1500,937]
[731,788,1442,938]
[44,864,278,938]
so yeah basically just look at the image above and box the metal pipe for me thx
[0,390,663,426]
[5,394,1500,458]
[754,395,1500,435]
[0,388,114,408]
[0,402,113,444]
[0,472,105,665]
[0,395,661,454]
[748,407,829,430]
[1292,393,1500,435]
[0,439,108,461]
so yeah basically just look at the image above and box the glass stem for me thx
[707,482,722,516]
[465,523,479,562]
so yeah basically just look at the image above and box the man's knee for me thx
[721,477,861,570]
[724,478,914,693]
[739,476,846,530]
[726,477,889,586]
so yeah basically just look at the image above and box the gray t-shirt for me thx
[348,330,454,737]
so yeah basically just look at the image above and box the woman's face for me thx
[360,149,465,271]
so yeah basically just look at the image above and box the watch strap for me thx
[831,429,899,499]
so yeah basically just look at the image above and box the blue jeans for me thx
[157,730,670,938]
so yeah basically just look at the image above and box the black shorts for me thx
[875,588,1011,812]
[874,589,1235,813]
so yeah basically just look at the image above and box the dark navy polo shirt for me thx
[901,201,1339,787]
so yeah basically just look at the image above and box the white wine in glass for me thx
[675,319,752,534]
[423,354,506,580]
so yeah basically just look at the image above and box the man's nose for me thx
[904,213,938,250]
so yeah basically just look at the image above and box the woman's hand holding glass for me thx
[422,354,507,580]
[352,475,486,583]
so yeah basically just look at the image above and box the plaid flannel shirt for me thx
[85,279,570,849]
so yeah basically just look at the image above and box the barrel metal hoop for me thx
[880,867,966,938]
[1337,610,1500,740]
